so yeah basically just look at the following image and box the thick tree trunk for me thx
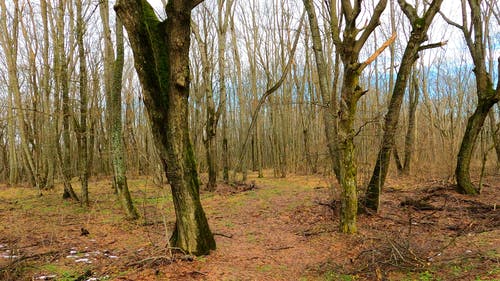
[116,0,215,255]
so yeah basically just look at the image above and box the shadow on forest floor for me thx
[0,172,498,280]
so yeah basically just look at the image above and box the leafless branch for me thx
[418,40,447,52]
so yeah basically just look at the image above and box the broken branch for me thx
[360,32,396,71]
[418,41,447,52]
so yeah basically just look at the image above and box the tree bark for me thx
[115,0,215,255]
[403,71,420,174]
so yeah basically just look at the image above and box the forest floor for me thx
[0,171,498,281]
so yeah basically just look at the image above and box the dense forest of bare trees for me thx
[0,0,499,254]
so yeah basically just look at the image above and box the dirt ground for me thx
[0,171,498,281]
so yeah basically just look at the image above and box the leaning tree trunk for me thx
[115,0,215,255]
[365,0,444,211]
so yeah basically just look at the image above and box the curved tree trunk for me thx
[442,0,500,194]
[115,0,215,255]
[455,99,497,194]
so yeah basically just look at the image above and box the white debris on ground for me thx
[36,274,57,280]
[1,248,20,259]
[64,248,119,263]
[75,258,92,263]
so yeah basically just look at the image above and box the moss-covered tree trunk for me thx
[110,18,138,220]
[304,0,389,233]
[115,0,215,255]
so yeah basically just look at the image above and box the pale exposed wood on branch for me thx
[360,32,396,70]
[418,41,447,52]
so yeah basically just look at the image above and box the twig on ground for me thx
[267,246,294,251]
[213,232,233,238]
[127,256,173,268]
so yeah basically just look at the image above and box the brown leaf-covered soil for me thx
[0,172,498,280]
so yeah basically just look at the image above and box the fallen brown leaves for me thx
[0,173,498,280]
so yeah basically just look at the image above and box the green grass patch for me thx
[323,271,357,281]
[257,264,273,272]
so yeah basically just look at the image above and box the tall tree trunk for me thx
[217,0,233,183]
[41,0,55,190]
[365,0,444,211]
[115,0,215,255]
[110,18,139,220]
[100,0,116,177]
[55,0,79,201]
[76,0,90,206]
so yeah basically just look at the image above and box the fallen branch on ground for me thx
[213,232,233,238]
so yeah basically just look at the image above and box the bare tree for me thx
[115,0,216,255]
[441,0,500,194]
[365,0,444,211]
[304,0,392,232]
[75,0,90,206]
